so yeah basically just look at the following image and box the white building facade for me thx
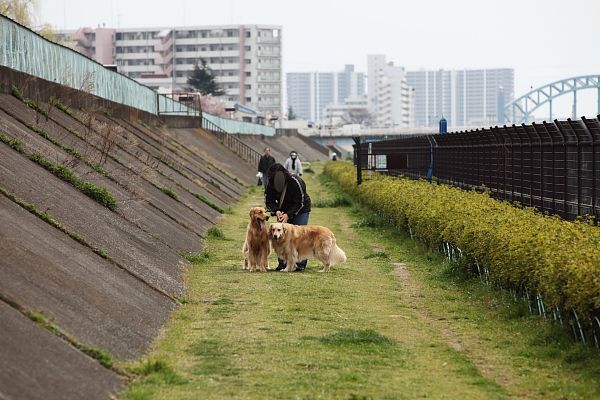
[321,95,368,127]
[368,55,414,128]
[286,65,365,123]
[61,24,283,117]
[406,68,514,128]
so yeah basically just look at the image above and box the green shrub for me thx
[312,194,353,208]
[192,192,224,213]
[324,161,600,318]
[11,86,23,100]
[79,344,113,368]
[51,97,74,116]
[0,133,25,153]
[181,250,210,264]
[161,187,179,201]
[29,153,118,211]
[206,226,226,239]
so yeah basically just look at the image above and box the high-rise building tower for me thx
[367,55,414,128]
[286,65,365,123]
[406,68,514,127]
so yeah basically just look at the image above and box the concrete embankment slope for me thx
[0,90,254,398]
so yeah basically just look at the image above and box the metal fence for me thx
[202,112,276,136]
[203,118,262,166]
[0,15,196,116]
[354,116,600,221]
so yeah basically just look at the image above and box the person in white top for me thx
[283,150,303,176]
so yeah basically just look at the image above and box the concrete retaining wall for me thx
[0,72,255,398]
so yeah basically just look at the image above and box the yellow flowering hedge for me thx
[325,161,600,318]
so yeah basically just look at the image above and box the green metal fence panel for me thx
[202,112,275,136]
[0,15,193,116]
[1,15,276,135]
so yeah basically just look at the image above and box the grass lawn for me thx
[120,161,600,400]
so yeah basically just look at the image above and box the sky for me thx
[38,0,600,120]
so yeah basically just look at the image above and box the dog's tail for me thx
[329,244,347,265]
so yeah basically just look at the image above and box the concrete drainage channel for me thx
[0,87,257,399]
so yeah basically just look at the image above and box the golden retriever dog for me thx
[268,223,346,272]
[242,207,271,272]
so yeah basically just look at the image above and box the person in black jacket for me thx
[258,147,276,190]
[265,163,312,271]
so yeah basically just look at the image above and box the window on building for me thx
[245,72,251,77]
[245,59,251,64]
[245,84,251,89]
[245,31,251,37]
[245,46,251,51]
[245,97,251,102]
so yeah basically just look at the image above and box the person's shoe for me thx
[293,266,305,272]
[275,264,286,271]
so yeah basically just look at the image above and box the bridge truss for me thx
[504,75,600,125]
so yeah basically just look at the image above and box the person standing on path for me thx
[283,150,303,176]
[258,147,276,191]
[264,163,311,271]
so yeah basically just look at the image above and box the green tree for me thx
[187,58,227,97]
[287,105,298,121]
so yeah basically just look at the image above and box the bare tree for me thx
[0,0,37,27]
[341,108,374,126]
[0,0,72,42]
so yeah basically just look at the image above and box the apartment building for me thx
[286,65,365,123]
[321,95,368,127]
[406,68,514,127]
[61,24,283,116]
[367,55,414,128]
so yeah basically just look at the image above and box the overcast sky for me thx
[38,0,600,119]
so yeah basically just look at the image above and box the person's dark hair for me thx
[264,147,270,152]
[267,163,290,187]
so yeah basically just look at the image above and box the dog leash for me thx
[279,183,287,212]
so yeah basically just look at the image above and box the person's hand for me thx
[281,213,289,223]
[276,211,283,220]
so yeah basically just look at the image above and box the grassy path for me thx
[122,162,600,400]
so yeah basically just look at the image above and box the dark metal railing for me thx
[156,92,202,116]
[203,118,262,167]
[354,116,600,222]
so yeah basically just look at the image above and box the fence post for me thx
[353,136,362,186]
